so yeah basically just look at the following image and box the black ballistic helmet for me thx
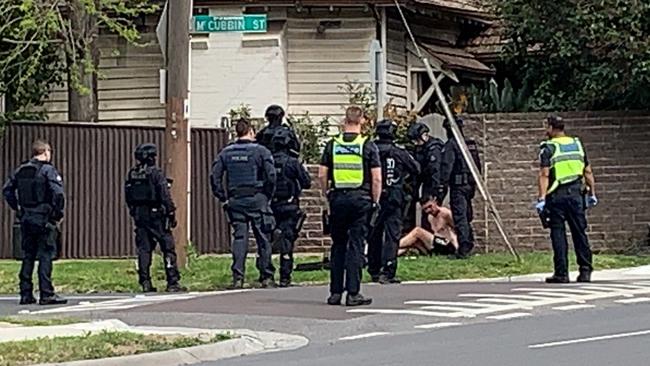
[272,127,293,150]
[265,104,285,125]
[407,122,430,141]
[134,143,157,163]
[375,119,398,140]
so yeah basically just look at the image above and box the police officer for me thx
[2,140,67,305]
[367,119,420,284]
[212,118,277,289]
[125,143,185,293]
[440,117,481,259]
[407,122,444,204]
[319,106,382,306]
[536,116,597,283]
[256,104,301,157]
[270,128,312,287]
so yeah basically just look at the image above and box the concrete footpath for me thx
[0,319,308,366]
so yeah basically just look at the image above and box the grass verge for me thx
[0,316,83,327]
[1,252,649,294]
[0,331,231,366]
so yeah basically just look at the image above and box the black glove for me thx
[169,212,178,229]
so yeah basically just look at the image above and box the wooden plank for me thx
[287,18,376,29]
[288,39,372,51]
[387,72,407,87]
[288,50,370,62]
[288,93,350,104]
[98,99,164,111]
[99,88,160,100]
[288,72,370,84]
[288,61,369,73]
[286,29,375,40]
[289,82,371,94]
[99,67,161,80]
[99,108,166,121]
[100,55,163,68]
[288,104,348,116]
[288,9,375,19]
[386,50,407,67]
[98,77,160,90]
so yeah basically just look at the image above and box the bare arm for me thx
[538,167,550,200]
[319,165,329,200]
[584,165,596,195]
[371,167,382,203]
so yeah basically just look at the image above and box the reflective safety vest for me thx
[332,135,367,189]
[546,136,585,194]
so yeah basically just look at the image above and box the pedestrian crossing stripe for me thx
[347,282,650,320]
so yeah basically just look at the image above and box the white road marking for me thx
[552,304,596,311]
[529,329,650,349]
[615,297,650,304]
[30,290,251,314]
[339,332,390,341]
[404,301,493,308]
[414,322,461,329]
[347,309,475,318]
[486,312,531,320]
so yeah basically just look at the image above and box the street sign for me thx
[192,15,267,33]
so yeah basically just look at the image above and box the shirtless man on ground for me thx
[398,200,458,256]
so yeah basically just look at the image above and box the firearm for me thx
[322,210,331,235]
[539,208,551,229]
[295,210,307,233]
[369,203,381,228]
[295,252,331,272]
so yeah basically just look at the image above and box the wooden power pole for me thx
[165,0,191,267]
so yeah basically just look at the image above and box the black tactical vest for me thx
[125,166,158,205]
[273,153,297,201]
[16,161,49,208]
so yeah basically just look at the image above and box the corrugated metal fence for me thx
[0,122,230,259]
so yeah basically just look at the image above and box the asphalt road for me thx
[201,301,650,366]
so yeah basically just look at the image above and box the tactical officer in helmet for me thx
[270,128,312,287]
[407,122,444,204]
[125,143,185,293]
[536,116,597,283]
[3,140,67,305]
[367,119,420,284]
[256,104,301,157]
[212,118,277,289]
[320,106,382,307]
[440,117,482,259]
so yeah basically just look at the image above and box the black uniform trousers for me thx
[450,185,476,257]
[19,220,56,298]
[547,183,593,276]
[329,191,373,296]
[367,191,404,279]
[133,208,180,286]
[228,194,275,281]
[272,203,301,281]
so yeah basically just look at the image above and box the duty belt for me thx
[229,186,263,198]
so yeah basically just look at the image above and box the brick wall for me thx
[295,111,650,253]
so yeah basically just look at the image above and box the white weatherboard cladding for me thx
[190,6,288,128]
[286,9,376,121]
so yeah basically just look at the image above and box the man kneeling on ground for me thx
[398,200,458,256]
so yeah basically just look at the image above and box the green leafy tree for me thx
[0,0,159,123]
[495,0,650,111]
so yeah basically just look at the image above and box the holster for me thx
[539,208,551,229]
[322,210,331,235]
[295,209,307,233]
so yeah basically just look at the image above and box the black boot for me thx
[228,278,244,290]
[39,294,67,306]
[378,274,401,285]
[260,278,277,289]
[19,294,37,305]
[279,278,291,288]
[166,283,187,293]
[142,281,158,293]
[545,275,570,284]
[327,293,342,305]
[577,270,592,283]
[346,293,372,307]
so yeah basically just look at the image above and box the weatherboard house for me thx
[39,0,496,127]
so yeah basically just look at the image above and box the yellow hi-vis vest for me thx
[545,136,586,194]
[332,134,367,189]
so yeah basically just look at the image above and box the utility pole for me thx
[165,0,191,267]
